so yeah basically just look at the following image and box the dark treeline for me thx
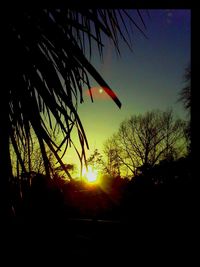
[9,153,192,223]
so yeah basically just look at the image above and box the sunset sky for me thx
[64,9,191,169]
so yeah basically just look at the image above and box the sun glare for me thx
[82,166,98,183]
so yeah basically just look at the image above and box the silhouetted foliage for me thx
[178,64,191,155]
[2,9,148,215]
[179,64,191,111]
[9,171,66,221]
[104,109,186,177]
[103,140,122,177]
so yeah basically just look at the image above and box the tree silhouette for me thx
[87,149,104,171]
[2,9,147,216]
[104,109,186,176]
[103,139,122,177]
[178,64,191,155]
[179,65,191,112]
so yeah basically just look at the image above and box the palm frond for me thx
[7,9,147,179]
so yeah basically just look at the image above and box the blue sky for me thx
[64,9,191,168]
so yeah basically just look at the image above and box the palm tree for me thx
[2,9,147,216]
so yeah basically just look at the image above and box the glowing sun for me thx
[82,166,98,183]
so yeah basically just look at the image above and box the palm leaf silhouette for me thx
[2,9,147,202]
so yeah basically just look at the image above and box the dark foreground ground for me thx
[2,202,196,265]
[1,178,196,265]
